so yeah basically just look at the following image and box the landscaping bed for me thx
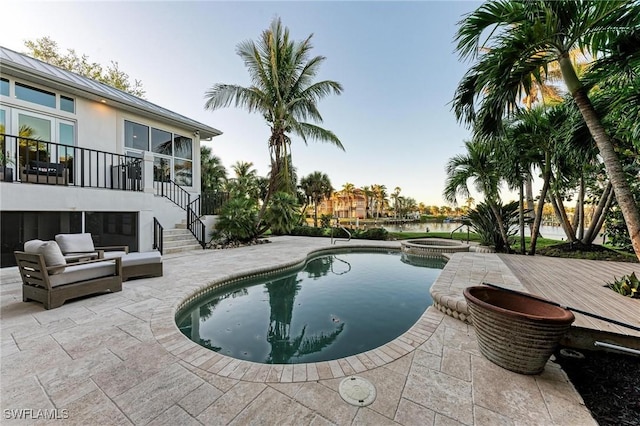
[553,347,640,426]
[537,242,638,263]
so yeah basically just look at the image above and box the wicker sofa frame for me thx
[15,251,123,310]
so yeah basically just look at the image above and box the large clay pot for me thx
[464,286,575,375]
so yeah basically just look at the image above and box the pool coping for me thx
[151,244,449,384]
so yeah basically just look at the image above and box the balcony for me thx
[1,134,143,191]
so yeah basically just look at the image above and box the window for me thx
[60,96,75,113]
[15,82,56,108]
[151,128,172,155]
[174,158,192,186]
[124,120,149,150]
[154,157,171,182]
[173,134,192,160]
[0,78,8,96]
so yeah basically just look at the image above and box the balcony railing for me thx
[201,191,229,215]
[1,134,142,191]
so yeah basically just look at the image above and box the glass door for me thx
[58,121,76,183]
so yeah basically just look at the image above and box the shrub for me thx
[263,191,300,235]
[320,214,332,228]
[290,225,326,237]
[465,201,521,252]
[353,228,389,240]
[605,272,640,298]
[214,197,258,242]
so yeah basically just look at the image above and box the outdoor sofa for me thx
[15,239,122,309]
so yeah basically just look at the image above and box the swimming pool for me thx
[176,250,445,364]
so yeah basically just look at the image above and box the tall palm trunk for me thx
[488,200,511,252]
[560,55,640,261]
[518,181,525,254]
[529,153,552,255]
[582,182,614,245]
[526,176,535,232]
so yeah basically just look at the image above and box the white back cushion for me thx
[24,239,45,253]
[38,241,67,274]
[55,233,95,254]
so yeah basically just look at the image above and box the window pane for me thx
[151,128,172,155]
[60,96,75,113]
[0,109,5,131]
[174,159,192,186]
[59,123,75,183]
[124,120,149,150]
[0,78,8,96]
[18,114,51,141]
[15,82,56,108]
[154,156,172,182]
[173,135,192,159]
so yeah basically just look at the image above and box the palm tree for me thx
[227,161,259,200]
[454,0,640,260]
[444,139,510,251]
[204,17,344,225]
[341,182,356,220]
[392,187,401,219]
[200,146,227,192]
[300,171,333,227]
[362,186,373,219]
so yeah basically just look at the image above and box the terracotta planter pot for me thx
[464,286,575,375]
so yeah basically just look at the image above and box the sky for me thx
[3,0,489,206]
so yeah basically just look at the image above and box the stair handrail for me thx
[153,217,164,253]
[331,225,352,244]
[155,179,191,211]
[187,196,206,249]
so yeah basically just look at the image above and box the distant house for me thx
[0,46,222,267]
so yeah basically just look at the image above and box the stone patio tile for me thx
[1,375,54,412]
[30,303,93,325]
[179,361,238,392]
[197,381,266,425]
[443,326,480,356]
[270,379,304,396]
[147,405,200,426]
[394,398,436,426]
[473,405,513,426]
[352,407,400,425]
[280,363,294,382]
[360,364,406,419]
[177,382,223,417]
[306,363,319,381]
[52,324,141,359]
[441,347,471,382]
[92,344,177,397]
[535,373,597,426]
[113,363,203,425]
[229,361,252,380]
[293,382,358,425]
[471,355,552,424]
[328,360,344,377]
[356,353,378,370]
[2,335,72,379]
[316,362,333,380]
[38,347,122,406]
[229,386,316,425]
[383,352,414,376]
[411,348,441,371]
[116,319,155,342]
[403,364,473,425]
[10,318,77,347]
[418,326,444,356]
[293,363,307,382]
[119,298,164,321]
[267,364,284,382]
[63,389,131,425]
[434,413,466,426]
[338,359,355,376]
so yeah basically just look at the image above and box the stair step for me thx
[163,244,203,254]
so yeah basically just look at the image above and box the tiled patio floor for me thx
[1,236,596,425]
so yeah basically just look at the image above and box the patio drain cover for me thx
[338,376,376,406]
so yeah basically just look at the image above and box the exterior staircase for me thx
[162,220,204,254]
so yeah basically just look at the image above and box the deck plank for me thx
[497,254,640,338]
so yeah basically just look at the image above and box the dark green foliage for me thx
[464,201,521,252]
[263,192,300,235]
[290,226,326,237]
[605,272,640,298]
[214,198,258,242]
[353,228,389,240]
[320,214,332,228]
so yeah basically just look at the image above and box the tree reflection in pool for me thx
[176,251,445,364]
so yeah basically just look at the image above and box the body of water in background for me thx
[381,221,580,241]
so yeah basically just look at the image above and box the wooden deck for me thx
[498,254,640,339]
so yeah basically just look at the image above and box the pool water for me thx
[176,251,445,364]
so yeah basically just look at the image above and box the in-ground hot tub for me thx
[400,238,470,256]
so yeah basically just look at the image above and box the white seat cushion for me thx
[55,233,95,254]
[121,252,162,267]
[103,251,128,260]
[24,239,45,253]
[48,260,117,287]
